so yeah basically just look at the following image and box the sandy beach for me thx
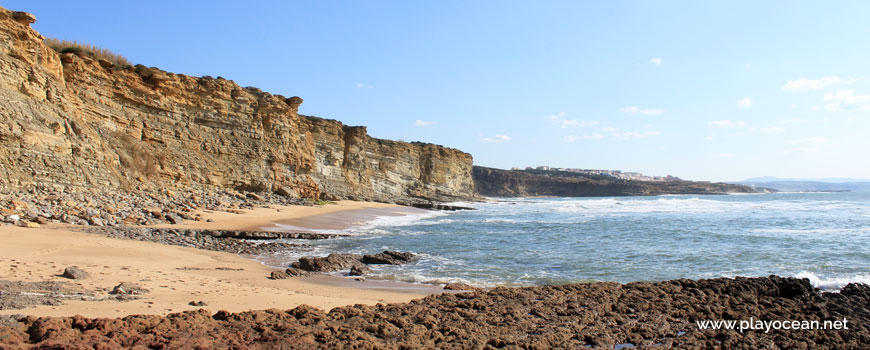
[0,202,443,318]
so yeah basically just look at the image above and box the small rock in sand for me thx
[188,301,208,307]
[62,266,90,280]
[110,282,149,295]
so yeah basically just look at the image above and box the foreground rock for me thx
[0,276,866,349]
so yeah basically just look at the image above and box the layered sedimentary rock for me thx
[474,166,758,197]
[0,8,474,203]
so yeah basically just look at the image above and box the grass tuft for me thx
[44,38,131,68]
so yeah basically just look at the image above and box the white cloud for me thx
[787,137,829,145]
[356,82,374,89]
[560,120,599,128]
[547,112,567,120]
[781,118,830,124]
[818,90,870,112]
[601,127,620,132]
[610,131,659,140]
[619,106,666,115]
[567,130,658,141]
[707,120,748,128]
[744,63,752,70]
[759,126,785,134]
[547,112,598,128]
[737,97,753,108]
[650,58,662,65]
[782,76,840,91]
[712,153,735,158]
[481,134,511,143]
[414,120,437,127]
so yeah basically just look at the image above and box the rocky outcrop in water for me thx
[0,7,475,204]
[473,166,759,197]
[0,276,866,349]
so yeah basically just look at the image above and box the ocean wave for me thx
[794,271,870,290]
[752,228,870,235]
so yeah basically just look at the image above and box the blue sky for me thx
[5,1,870,181]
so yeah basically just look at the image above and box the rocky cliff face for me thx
[0,8,475,203]
[473,166,759,197]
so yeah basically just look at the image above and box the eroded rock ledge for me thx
[0,276,866,349]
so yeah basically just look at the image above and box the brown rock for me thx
[61,266,89,279]
[349,264,372,276]
[11,11,35,25]
[443,283,480,291]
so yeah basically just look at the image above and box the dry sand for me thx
[0,202,444,318]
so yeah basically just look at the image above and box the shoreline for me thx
[0,201,447,318]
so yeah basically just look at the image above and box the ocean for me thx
[266,192,870,290]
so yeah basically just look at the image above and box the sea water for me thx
[267,192,870,290]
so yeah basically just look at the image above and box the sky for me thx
[4,1,870,182]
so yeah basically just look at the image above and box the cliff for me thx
[473,166,759,197]
[0,8,475,203]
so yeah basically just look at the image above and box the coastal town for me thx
[511,166,682,182]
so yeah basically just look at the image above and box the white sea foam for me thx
[545,196,855,216]
[794,271,870,290]
[753,228,870,235]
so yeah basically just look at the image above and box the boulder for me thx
[61,266,89,280]
[349,264,372,276]
[275,186,298,198]
[270,268,311,279]
[362,251,417,265]
[292,254,362,272]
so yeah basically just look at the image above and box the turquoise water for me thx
[271,192,870,290]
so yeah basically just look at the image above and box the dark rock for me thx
[3,276,867,349]
[292,254,362,272]
[348,264,372,276]
[362,251,417,265]
[411,203,475,211]
[443,283,480,291]
[61,266,89,280]
[188,301,208,307]
[269,270,290,280]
